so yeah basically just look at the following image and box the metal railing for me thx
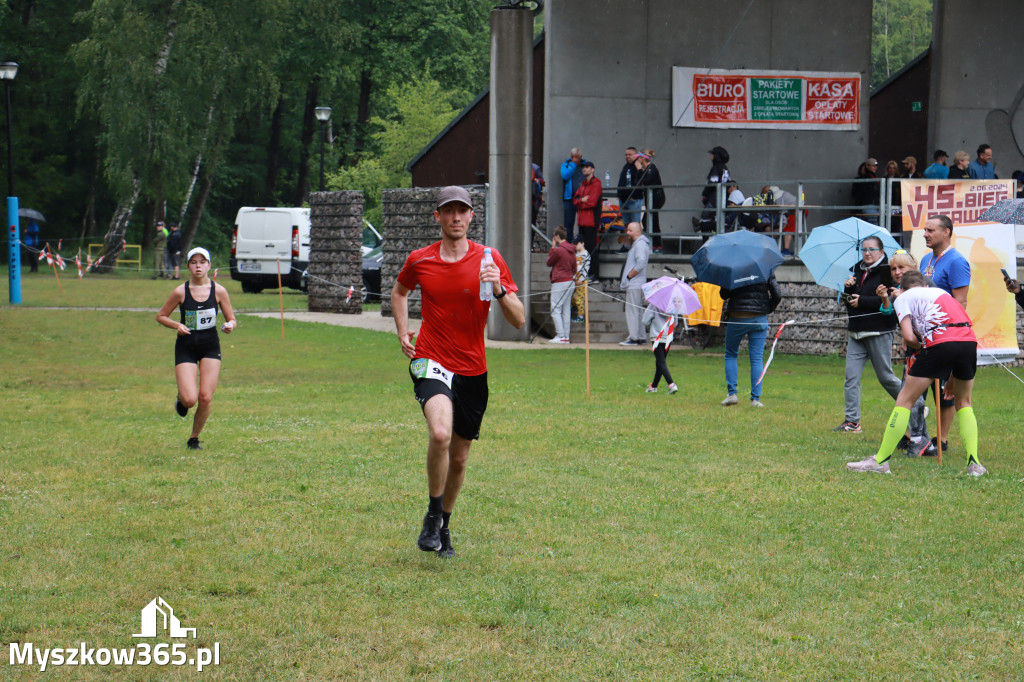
[595,177,904,255]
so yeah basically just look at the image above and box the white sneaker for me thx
[966,461,987,477]
[721,394,738,406]
[846,456,890,474]
[548,337,569,344]
[645,384,658,393]
[750,399,765,408]
[667,383,678,394]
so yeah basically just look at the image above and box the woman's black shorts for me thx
[908,341,977,381]
[174,332,222,365]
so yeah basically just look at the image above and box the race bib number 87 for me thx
[184,308,217,331]
[409,358,454,389]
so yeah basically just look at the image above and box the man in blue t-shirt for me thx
[922,149,950,179]
[918,213,971,452]
[920,214,971,306]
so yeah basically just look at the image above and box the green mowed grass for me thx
[1,301,1023,680]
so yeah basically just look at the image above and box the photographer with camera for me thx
[833,236,902,433]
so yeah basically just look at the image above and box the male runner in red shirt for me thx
[392,186,525,557]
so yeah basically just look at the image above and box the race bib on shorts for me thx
[409,358,454,389]
[184,308,217,331]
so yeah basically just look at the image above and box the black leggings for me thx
[651,345,674,387]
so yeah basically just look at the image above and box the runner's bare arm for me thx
[156,286,190,335]
[216,283,237,333]
[951,285,968,308]
[496,291,525,329]
[391,281,417,358]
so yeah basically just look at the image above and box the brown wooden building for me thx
[407,37,545,188]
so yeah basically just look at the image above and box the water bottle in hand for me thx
[480,247,494,301]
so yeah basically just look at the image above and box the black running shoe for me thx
[175,397,188,418]
[417,512,442,552]
[186,437,202,450]
[930,437,949,454]
[896,435,910,451]
[436,527,455,559]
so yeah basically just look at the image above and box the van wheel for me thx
[241,281,263,294]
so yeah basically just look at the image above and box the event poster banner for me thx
[671,67,860,130]
[900,179,1019,357]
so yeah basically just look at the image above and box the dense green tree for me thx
[72,0,288,263]
[871,0,933,90]
[328,72,460,226]
[0,0,105,250]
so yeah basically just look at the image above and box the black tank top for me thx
[179,282,219,337]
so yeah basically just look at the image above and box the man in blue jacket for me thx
[560,148,589,242]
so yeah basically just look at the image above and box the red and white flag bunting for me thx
[756,319,795,386]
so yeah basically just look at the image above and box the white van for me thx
[230,207,311,293]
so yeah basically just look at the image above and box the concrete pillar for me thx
[488,6,532,341]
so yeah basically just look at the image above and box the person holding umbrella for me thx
[641,303,678,394]
[23,219,40,273]
[691,229,784,407]
[832,236,902,433]
[720,275,782,407]
[639,276,701,394]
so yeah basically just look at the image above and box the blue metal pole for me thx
[8,195,20,303]
[5,75,17,304]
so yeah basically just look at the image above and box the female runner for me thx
[156,247,237,449]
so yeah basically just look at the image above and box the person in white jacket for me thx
[642,303,678,394]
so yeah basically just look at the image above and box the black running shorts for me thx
[174,333,222,365]
[410,364,488,441]
[909,341,977,381]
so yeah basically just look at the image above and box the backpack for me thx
[751,190,777,231]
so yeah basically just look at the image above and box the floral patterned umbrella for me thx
[979,198,1024,224]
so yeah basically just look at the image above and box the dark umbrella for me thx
[978,198,1024,224]
[18,208,46,222]
[691,229,784,289]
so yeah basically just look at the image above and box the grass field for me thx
[2,272,1024,680]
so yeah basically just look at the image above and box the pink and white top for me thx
[893,286,976,348]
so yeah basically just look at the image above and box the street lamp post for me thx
[1,61,20,304]
[314,106,331,192]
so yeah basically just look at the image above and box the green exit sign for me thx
[911,101,922,112]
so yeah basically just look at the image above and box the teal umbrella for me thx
[799,217,901,292]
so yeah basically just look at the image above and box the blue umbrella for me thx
[799,217,901,291]
[691,229,784,289]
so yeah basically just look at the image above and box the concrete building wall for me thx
[544,0,873,237]
[929,0,1024,178]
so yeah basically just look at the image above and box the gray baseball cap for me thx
[436,186,473,209]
